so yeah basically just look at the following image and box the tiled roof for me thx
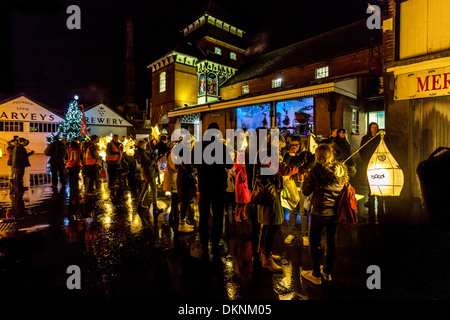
[223,19,382,86]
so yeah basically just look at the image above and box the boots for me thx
[178,218,194,233]
[260,251,282,272]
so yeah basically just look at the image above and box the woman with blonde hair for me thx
[301,143,348,285]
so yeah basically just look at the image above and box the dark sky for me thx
[0,0,371,113]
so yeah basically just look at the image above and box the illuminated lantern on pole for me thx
[366,131,404,196]
[309,133,318,154]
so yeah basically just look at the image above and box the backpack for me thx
[336,183,358,228]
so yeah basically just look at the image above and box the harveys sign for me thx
[0,95,63,123]
[84,103,133,127]
[394,66,450,100]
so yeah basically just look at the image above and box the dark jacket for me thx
[45,140,67,164]
[359,123,381,163]
[135,147,158,182]
[302,162,348,217]
[192,138,233,193]
[6,145,15,166]
[255,158,299,225]
[12,145,34,168]
[333,138,354,166]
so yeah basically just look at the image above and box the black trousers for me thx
[51,162,66,186]
[199,188,225,248]
[84,165,98,193]
[107,163,119,187]
[68,166,80,192]
[309,215,337,276]
[260,224,278,255]
[14,167,25,191]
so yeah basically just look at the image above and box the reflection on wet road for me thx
[1,155,449,301]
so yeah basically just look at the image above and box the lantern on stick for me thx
[308,133,318,154]
[366,131,404,196]
[344,130,404,197]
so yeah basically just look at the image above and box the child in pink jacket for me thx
[234,153,251,222]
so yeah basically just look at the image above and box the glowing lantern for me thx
[309,133,318,154]
[366,131,404,196]
[151,125,160,139]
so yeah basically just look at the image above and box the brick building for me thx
[162,17,383,158]
[147,2,246,140]
[382,0,450,198]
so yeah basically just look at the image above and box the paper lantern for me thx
[309,134,318,154]
[367,132,404,196]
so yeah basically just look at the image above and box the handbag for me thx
[303,193,313,212]
[282,176,300,210]
[252,178,276,206]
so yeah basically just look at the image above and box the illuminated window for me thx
[315,66,329,79]
[29,122,58,133]
[0,121,23,132]
[230,52,236,60]
[215,47,222,55]
[241,85,249,95]
[272,78,282,88]
[159,72,166,93]
[368,111,385,129]
[351,108,360,134]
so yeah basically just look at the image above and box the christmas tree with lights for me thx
[48,97,89,142]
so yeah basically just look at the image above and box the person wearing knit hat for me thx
[12,138,34,192]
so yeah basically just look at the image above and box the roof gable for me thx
[84,103,133,127]
[0,93,64,123]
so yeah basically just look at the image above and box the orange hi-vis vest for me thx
[105,142,122,163]
[85,145,100,165]
[66,147,83,168]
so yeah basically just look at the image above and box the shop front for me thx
[168,81,359,145]
[387,58,450,197]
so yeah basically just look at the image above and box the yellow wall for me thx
[400,0,450,59]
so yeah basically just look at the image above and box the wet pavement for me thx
[1,155,449,303]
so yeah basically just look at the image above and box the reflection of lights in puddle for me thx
[103,215,112,227]
[18,224,50,233]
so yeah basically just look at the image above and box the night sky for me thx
[0,0,370,114]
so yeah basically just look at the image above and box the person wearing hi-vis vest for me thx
[84,135,102,195]
[106,134,123,189]
[65,138,83,197]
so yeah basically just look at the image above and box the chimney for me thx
[124,19,136,111]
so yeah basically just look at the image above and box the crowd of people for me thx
[3,121,380,286]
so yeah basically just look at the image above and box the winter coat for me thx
[135,147,158,183]
[12,145,34,168]
[45,140,67,164]
[359,122,381,164]
[6,145,15,166]
[302,161,348,217]
[192,139,233,194]
[234,163,251,204]
[283,150,315,185]
[255,160,298,225]
[163,150,177,193]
